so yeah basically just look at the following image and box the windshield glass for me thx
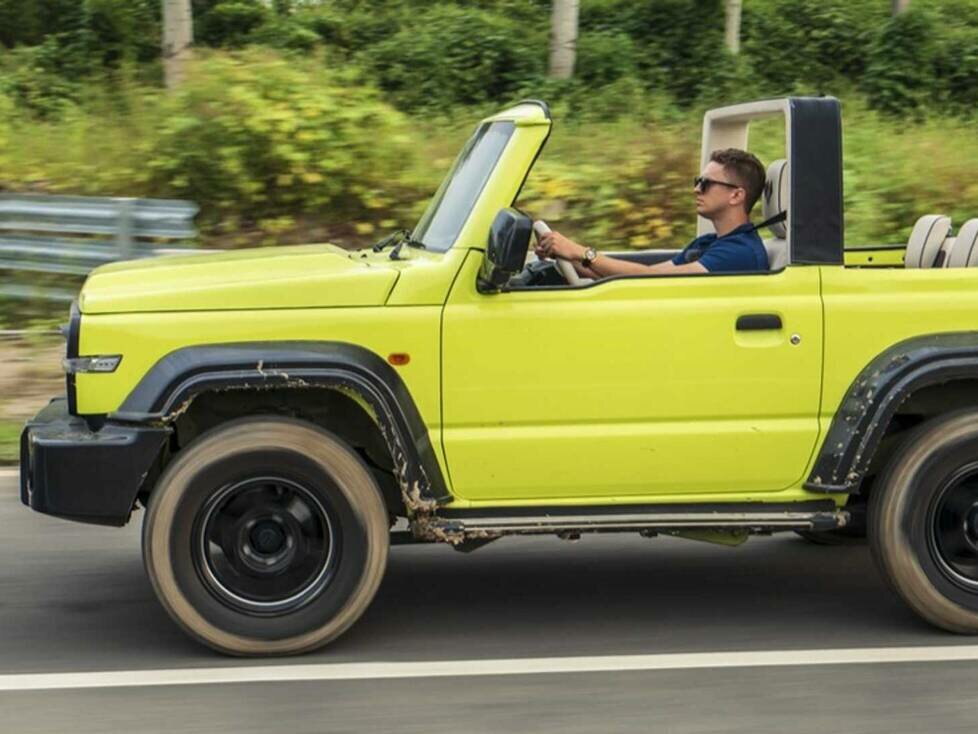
[412,121,515,251]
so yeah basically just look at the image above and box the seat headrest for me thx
[906,214,952,268]
[762,159,788,239]
[947,219,978,267]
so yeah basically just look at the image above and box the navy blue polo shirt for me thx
[671,223,768,272]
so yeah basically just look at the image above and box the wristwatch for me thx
[581,247,598,268]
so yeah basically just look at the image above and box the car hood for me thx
[78,244,401,314]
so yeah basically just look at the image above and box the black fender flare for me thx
[806,332,978,494]
[111,341,451,508]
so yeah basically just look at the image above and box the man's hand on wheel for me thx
[535,231,585,262]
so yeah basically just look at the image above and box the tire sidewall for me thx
[872,410,978,632]
[143,417,389,656]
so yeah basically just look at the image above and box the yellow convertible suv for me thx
[20,97,978,655]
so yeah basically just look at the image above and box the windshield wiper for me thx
[371,229,410,253]
[389,235,426,260]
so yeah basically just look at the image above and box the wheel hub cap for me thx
[250,520,286,555]
[193,476,339,616]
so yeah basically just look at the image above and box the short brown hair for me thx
[710,148,766,214]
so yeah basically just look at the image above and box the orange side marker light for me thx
[388,353,410,366]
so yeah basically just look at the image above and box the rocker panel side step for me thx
[419,501,848,539]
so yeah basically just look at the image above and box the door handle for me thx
[736,314,782,331]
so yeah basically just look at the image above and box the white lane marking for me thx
[4,645,978,692]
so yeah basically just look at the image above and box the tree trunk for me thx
[724,0,742,55]
[892,0,910,14]
[162,0,194,89]
[549,0,579,80]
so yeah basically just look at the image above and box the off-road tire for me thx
[143,416,389,656]
[870,409,978,634]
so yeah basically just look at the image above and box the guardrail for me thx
[0,194,200,301]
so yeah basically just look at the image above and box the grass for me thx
[0,421,22,466]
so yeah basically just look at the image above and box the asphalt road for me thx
[2,471,977,733]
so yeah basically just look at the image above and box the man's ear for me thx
[729,187,746,209]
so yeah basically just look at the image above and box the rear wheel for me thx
[870,409,978,634]
[143,417,389,656]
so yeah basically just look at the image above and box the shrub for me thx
[143,51,417,226]
[0,40,80,119]
[247,17,321,51]
[363,4,545,110]
[575,30,637,89]
[862,8,938,117]
[297,2,411,54]
[0,92,13,171]
[83,0,161,66]
[196,1,269,47]
[742,0,885,94]
[579,0,730,104]
[934,24,978,112]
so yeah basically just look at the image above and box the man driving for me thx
[535,148,769,277]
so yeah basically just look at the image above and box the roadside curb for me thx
[0,468,19,479]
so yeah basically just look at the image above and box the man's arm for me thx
[537,231,707,277]
[589,255,707,277]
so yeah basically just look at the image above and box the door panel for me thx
[441,253,824,502]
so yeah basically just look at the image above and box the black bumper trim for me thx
[21,398,170,526]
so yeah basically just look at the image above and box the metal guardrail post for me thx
[115,198,135,260]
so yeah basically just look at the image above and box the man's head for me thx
[694,148,766,221]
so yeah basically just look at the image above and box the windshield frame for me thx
[411,121,516,253]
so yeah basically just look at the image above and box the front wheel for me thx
[143,417,389,656]
[870,409,978,634]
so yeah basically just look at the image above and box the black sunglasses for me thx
[693,176,741,192]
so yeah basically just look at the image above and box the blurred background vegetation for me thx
[2,0,978,304]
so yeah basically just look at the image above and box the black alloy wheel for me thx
[193,476,340,616]
[143,416,389,656]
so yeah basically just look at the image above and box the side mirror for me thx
[478,208,532,292]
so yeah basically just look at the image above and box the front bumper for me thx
[20,398,170,526]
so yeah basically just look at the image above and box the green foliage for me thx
[579,0,730,104]
[742,0,886,94]
[196,1,269,47]
[83,0,160,65]
[294,1,411,54]
[863,8,937,117]
[0,422,20,464]
[0,40,81,118]
[363,4,545,110]
[247,17,320,51]
[143,51,416,225]
[0,0,85,48]
[575,30,637,89]
[933,21,978,112]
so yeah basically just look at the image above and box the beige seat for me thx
[945,219,978,267]
[905,215,952,268]
[761,159,788,271]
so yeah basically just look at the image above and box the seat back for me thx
[945,219,978,267]
[905,215,952,268]
[761,159,788,270]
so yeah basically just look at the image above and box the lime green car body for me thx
[22,97,978,525]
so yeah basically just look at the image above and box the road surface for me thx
[1,471,975,732]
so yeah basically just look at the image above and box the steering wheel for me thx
[532,220,591,286]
